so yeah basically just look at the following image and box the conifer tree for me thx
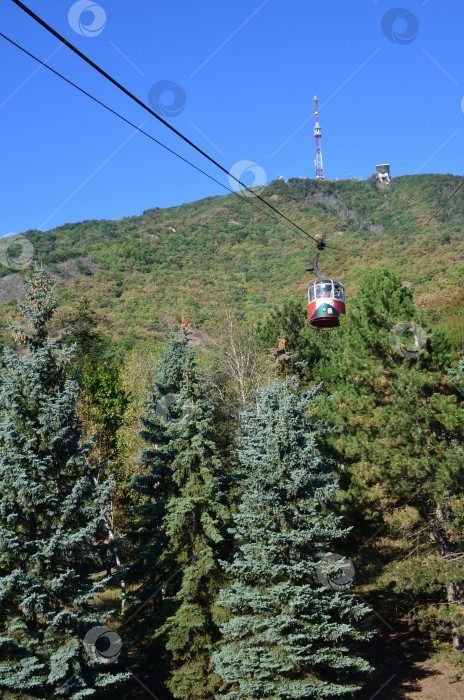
[269,335,307,377]
[213,378,372,699]
[127,328,194,601]
[67,296,108,366]
[258,299,326,382]
[127,326,228,698]
[316,266,464,652]
[68,296,129,484]
[161,342,229,698]
[0,271,127,697]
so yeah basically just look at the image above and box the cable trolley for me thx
[307,240,345,329]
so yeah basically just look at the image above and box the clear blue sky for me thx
[1,0,464,235]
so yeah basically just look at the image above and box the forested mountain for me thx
[1,173,463,352]
[1,174,464,699]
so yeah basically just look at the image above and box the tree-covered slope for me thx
[2,174,464,350]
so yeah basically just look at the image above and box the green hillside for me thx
[2,173,464,349]
[2,176,464,698]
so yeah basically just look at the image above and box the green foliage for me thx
[308,267,464,649]
[160,349,229,698]
[3,174,464,353]
[0,271,128,697]
[126,329,229,698]
[68,296,131,504]
[213,379,372,699]
[115,351,159,507]
[3,175,464,693]
[257,299,326,381]
[67,296,110,365]
[80,359,130,465]
[125,331,191,607]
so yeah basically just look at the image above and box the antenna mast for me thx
[313,95,324,180]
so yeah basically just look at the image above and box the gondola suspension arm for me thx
[307,240,332,282]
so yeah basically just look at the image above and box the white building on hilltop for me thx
[376,164,391,184]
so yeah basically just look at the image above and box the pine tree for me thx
[258,299,326,383]
[127,327,228,698]
[161,340,229,699]
[0,271,128,697]
[67,296,109,366]
[269,335,308,377]
[316,266,464,653]
[69,296,129,482]
[127,329,194,604]
[213,378,372,699]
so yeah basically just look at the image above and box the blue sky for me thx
[1,0,464,235]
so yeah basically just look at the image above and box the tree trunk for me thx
[105,502,125,613]
[436,499,462,651]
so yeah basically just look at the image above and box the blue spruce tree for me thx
[0,271,127,697]
[213,378,372,699]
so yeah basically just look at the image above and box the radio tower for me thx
[313,95,324,180]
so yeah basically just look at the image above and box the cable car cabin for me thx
[308,280,345,328]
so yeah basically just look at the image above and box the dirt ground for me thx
[358,595,464,699]
[405,660,464,699]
